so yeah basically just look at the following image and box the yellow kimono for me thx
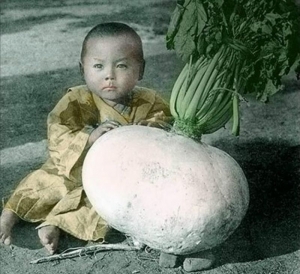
[5,85,171,241]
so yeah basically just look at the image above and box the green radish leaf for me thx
[167,0,207,62]
[167,0,300,136]
[166,3,185,50]
[258,79,283,102]
[265,13,281,25]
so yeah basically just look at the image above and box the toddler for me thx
[0,22,172,254]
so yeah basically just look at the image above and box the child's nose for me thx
[105,67,115,80]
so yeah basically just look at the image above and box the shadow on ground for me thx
[211,139,300,266]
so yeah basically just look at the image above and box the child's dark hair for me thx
[80,22,144,63]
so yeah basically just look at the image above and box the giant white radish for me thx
[83,125,249,255]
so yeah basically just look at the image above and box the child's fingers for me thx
[99,120,121,129]
[105,120,121,127]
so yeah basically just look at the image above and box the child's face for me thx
[81,35,143,103]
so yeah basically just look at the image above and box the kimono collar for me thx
[91,92,131,125]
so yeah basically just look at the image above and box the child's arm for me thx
[47,91,96,179]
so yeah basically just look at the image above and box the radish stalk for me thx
[183,46,226,120]
[169,63,188,118]
[232,94,240,135]
[170,45,241,139]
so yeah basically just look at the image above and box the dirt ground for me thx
[0,1,300,273]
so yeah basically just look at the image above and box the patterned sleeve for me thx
[145,93,173,124]
[47,91,94,179]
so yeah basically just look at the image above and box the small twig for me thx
[137,254,158,262]
[30,243,141,264]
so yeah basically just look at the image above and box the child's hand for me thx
[136,111,173,130]
[96,120,121,133]
[88,120,121,147]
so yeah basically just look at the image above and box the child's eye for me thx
[94,64,103,69]
[117,64,127,69]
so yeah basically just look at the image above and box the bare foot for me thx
[38,225,60,254]
[0,209,19,245]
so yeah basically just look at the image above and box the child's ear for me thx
[138,60,145,80]
[79,62,84,76]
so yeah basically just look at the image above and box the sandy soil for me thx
[1,1,300,273]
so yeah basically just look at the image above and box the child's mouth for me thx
[103,86,117,91]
